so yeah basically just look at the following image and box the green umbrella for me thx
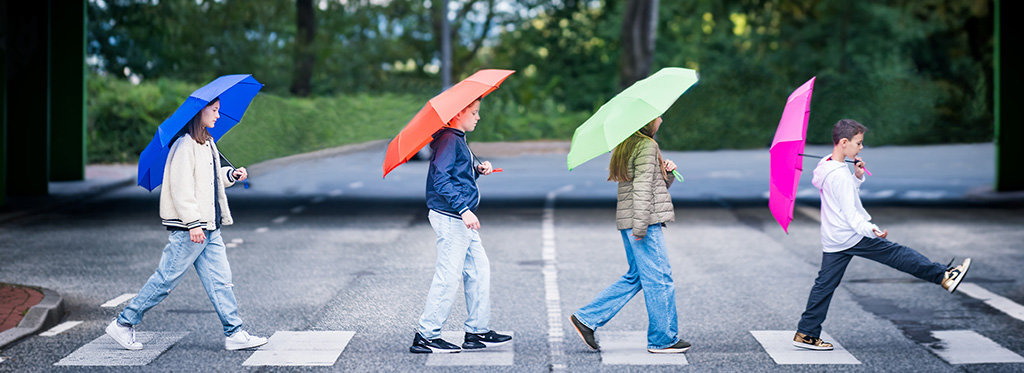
[566,67,698,181]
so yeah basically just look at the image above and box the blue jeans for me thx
[417,210,491,339]
[118,229,243,336]
[797,236,946,337]
[574,224,680,349]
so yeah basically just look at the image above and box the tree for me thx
[618,0,659,89]
[291,0,316,96]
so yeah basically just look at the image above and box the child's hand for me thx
[189,227,205,243]
[663,159,677,172]
[477,161,494,175]
[462,210,481,230]
[233,167,248,181]
[854,157,866,179]
[873,228,888,238]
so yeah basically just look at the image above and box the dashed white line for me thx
[55,331,189,366]
[290,206,306,214]
[40,321,84,336]
[100,293,136,308]
[311,196,326,204]
[272,216,289,224]
[924,330,1024,364]
[348,181,363,189]
[231,238,244,244]
[751,330,861,365]
[255,227,270,233]
[957,283,1024,323]
[795,205,820,222]
[226,243,238,248]
[543,185,573,372]
[243,331,355,366]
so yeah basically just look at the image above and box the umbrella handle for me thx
[672,169,684,182]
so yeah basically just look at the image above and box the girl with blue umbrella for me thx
[107,76,267,351]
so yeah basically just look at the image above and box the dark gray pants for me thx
[797,237,946,338]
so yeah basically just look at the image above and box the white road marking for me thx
[903,190,945,199]
[869,189,896,198]
[348,181,363,189]
[272,216,288,224]
[598,331,688,365]
[957,283,1024,323]
[923,330,1024,364]
[328,189,343,197]
[242,331,355,366]
[751,330,861,364]
[542,185,573,372]
[290,206,306,214]
[39,321,84,336]
[311,196,326,204]
[709,170,743,179]
[226,243,238,248]
[231,238,244,244]
[54,332,189,366]
[425,331,515,366]
[796,188,817,197]
[255,227,270,233]
[100,293,136,308]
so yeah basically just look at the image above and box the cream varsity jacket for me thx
[160,133,236,230]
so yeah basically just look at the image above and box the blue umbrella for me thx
[137,74,263,191]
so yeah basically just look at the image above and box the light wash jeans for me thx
[574,224,680,349]
[417,210,491,340]
[118,229,243,336]
[797,236,947,338]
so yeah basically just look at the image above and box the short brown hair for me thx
[832,119,867,145]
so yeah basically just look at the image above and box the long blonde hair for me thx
[608,119,667,182]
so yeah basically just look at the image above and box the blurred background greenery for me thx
[86,0,993,166]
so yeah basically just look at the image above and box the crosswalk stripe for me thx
[598,331,688,365]
[425,331,514,366]
[242,331,354,366]
[100,293,136,308]
[923,330,1024,364]
[957,283,1024,323]
[751,331,861,365]
[54,331,189,366]
[39,321,83,336]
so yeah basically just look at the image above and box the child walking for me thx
[410,98,512,353]
[105,98,268,351]
[569,117,692,354]
[793,119,971,350]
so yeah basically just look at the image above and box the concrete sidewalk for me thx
[0,164,136,225]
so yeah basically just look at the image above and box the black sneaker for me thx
[648,339,691,354]
[462,330,512,350]
[570,314,599,350]
[410,333,462,354]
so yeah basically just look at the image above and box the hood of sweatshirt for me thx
[812,156,848,189]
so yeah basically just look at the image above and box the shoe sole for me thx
[463,339,512,350]
[946,258,971,294]
[226,340,268,351]
[792,341,833,351]
[105,324,143,350]
[569,316,599,351]
[647,347,690,354]
[410,345,461,354]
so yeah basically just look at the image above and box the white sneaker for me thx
[225,330,267,350]
[105,319,143,350]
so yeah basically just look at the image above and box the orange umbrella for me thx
[382,69,515,178]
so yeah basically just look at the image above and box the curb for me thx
[0,286,64,350]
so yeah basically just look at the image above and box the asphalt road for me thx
[0,142,1022,372]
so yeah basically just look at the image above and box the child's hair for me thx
[832,119,867,145]
[608,119,667,182]
[187,97,220,145]
[447,97,482,127]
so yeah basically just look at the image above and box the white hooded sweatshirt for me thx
[811,156,880,252]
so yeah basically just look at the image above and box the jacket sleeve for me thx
[429,134,471,214]
[630,141,658,238]
[830,172,879,237]
[167,140,203,228]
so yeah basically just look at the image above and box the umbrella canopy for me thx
[137,74,264,191]
[769,76,815,233]
[566,67,698,171]
[382,69,514,178]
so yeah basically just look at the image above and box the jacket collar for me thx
[434,127,466,139]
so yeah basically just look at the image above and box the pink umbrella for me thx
[769,77,816,233]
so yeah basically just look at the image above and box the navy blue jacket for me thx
[426,128,480,218]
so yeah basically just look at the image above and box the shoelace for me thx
[129,325,136,344]
[945,257,956,271]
